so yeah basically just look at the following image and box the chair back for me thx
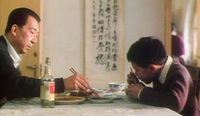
[184,64,200,105]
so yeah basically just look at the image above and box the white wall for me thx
[42,0,85,78]
[124,0,165,76]
[172,0,189,34]
[42,0,165,87]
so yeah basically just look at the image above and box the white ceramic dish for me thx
[92,88,107,94]
[112,94,122,100]
[88,95,113,103]
[55,96,85,105]
[56,92,70,97]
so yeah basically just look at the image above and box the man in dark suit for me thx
[126,37,199,116]
[0,7,89,107]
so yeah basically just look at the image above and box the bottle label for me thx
[49,82,55,101]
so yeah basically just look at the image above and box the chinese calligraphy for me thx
[92,0,119,71]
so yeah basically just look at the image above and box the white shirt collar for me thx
[158,56,173,84]
[3,35,22,68]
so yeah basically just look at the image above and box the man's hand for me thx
[127,72,139,84]
[125,83,144,99]
[63,74,89,90]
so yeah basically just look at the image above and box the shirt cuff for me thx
[55,78,65,93]
[138,87,144,100]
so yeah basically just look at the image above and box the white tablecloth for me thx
[0,92,180,116]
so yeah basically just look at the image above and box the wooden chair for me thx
[184,64,200,105]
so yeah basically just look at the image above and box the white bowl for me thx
[108,82,126,92]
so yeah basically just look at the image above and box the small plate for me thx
[56,92,70,97]
[112,94,122,100]
[55,96,85,105]
[87,95,113,103]
[92,88,107,94]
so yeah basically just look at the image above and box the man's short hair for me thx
[5,7,41,34]
[127,36,167,67]
[171,23,176,32]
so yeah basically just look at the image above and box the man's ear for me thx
[149,64,156,73]
[11,24,18,37]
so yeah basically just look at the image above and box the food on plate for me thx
[88,95,114,103]
[70,90,93,97]
[55,96,86,105]
[56,96,85,101]
[89,97,107,100]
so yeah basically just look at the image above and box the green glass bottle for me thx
[40,57,55,108]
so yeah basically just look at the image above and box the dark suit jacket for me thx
[140,60,199,116]
[0,35,64,102]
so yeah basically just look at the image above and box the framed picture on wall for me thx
[85,0,125,87]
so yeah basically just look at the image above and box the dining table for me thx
[0,90,181,116]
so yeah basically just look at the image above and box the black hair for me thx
[171,23,176,32]
[127,36,167,67]
[5,7,41,34]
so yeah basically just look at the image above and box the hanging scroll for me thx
[85,0,124,87]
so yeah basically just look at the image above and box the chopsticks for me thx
[69,68,101,99]
[69,68,77,75]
